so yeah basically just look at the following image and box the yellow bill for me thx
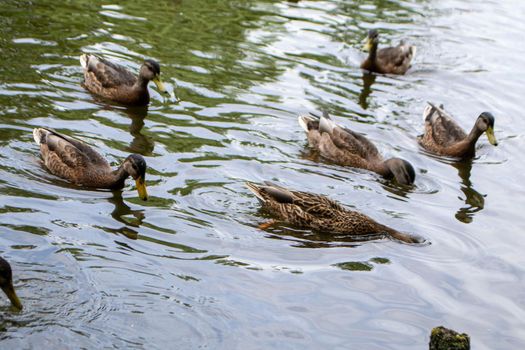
[152,76,168,95]
[1,283,23,310]
[135,177,148,201]
[486,126,498,146]
[363,38,373,52]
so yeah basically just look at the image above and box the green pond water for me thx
[0,0,524,348]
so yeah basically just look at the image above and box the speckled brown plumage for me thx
[246,182,422,244]
[298,111,415,185]
[361,30,415,75]
[418,103,498,158]
[80,54,166,105]
[33,128,148,199]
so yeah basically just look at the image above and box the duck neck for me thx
[371,161,392,179]
[110,165,130,190]
[467,126,484,144]
[135,75,150,90]
[462,126,484,156]
[380,224,417,244]
[369,42,378,60]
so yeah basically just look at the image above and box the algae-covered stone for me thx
[429,326,470,350]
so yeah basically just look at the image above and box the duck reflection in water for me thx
[124,106,155,155]
[95,102,155,156]
[453,160,485,223]
[260,224,387,248]
[358,72,376,110]
[107,191,145,239]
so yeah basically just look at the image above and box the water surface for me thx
[1,0,524,348]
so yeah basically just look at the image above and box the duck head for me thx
[384,158,416,185]
[363,29,379,52]
[123,154,148,201]
[140,59,169,96]
[475,112,497,146]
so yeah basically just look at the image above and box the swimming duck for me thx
[80,54,170,105]
[246,182,422,244]
[361,29,415,75]
[0,257,23,310]
[298,111,415,185]
[33,128,148,200]
[418,103,497,158]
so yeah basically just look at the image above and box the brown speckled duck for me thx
[360,29,415,75]
[418,103,498,158]
[80,54,170,105]
[246,182,423,244]
[0,257,22,310]
[298,111,415,185]
[33,128,148,200]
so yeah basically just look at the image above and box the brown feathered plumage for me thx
[418,103,498,158]
[360,30,415,75]
[33,128,148,200]
[298,111,415,185]
[80,54,168,105]
[246,182,422,244]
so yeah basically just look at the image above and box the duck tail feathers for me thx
[245,182,266,203]
[246,182,295,204]
[424,102,452,123]
[298,115,318,132]
[410,45,416,60]
[33,128,49,144]
[319,111,336,134]
[79,54,89,69]
[423,102,439,122]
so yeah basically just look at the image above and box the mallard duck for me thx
[0,257,22,310]
[246,182,422,244]
[360,29,415,75]
[418,103,497,158]
[33,128,148,200]
[80,54,170,105]
[298,111,415,185]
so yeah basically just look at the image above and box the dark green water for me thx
[0,0,524,348]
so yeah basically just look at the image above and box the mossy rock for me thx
[430,326,470,350]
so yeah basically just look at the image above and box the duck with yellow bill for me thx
[33,128,148,200]
[418,103,498,158]
[80,54,174,105]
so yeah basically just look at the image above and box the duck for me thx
[0,257,23,310]
[298,111,416,185]
[246,182,423,244]
[80,54,170,105]
[360,29,415,75]
[418,102,497,158]
[33,128,148,200]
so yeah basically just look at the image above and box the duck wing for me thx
[423,103,467,146]
[34,128,109,168]
[376,42,415,74]
[318,112,381,161]
[81,54,136,88]
[246,182,344,219]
